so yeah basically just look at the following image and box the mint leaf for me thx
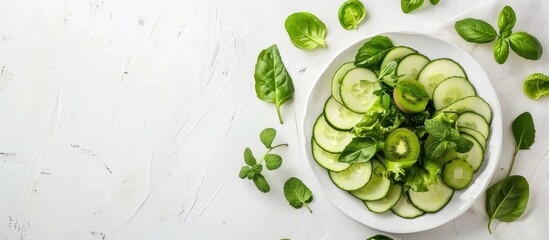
[239,166,251,179]
[284,177,313,212]
[426,140,453,159]
[424,118,451,139]
[251,164,263,174]
[338,137,378,163]
[253,174,270,193]
[265,153,283,170]
[244,147,256,166]
[260,128,276,148]
[512,112,535,149]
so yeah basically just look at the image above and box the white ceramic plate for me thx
[302,31,503,233]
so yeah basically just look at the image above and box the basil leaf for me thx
[523,73,549,100]
[493,37,510,64]
[486,175,529,234]
[338,0,366,30]
[512,112,535,150]
[254,44,295,124]
[368,234,393,240]
[284,12,327,50]
[401,0,424,14]
[283,177,313,212]
[338,137,378,163]
[396,80,429,100]
[244,147,256,166]
[429,0,440,5]
[509,32,543,60]
[498,6,516,37]
[260,128,276,148]
[354,36,394,68]
[265,153,282,170]
[454,18,497,43]
[253,174,271,193]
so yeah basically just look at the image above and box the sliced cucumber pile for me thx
[396,53,430,81]
[408,176,454,213]
[313,115,355,153]
[418,58,467,98]
[340,68,380,113]
[324,97,364,131]
[350,159,391,201]
[364,184,402,213]
[329,162,373,191]
[392,192,424,219]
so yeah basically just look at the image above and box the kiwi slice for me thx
[393,80,429,113]
[384,128,420,162]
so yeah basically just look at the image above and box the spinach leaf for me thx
[486,175,529,234]
[260,128,276,148]
[254,44,295,124]
[284,12,327,50]
[523,73,549,100]
[367,234,393,240]
[455,18,497,43]
[338,0,366,30]
[401,0,424,14]
[284,177,313,213]
[494,37,510,64]
[509,32,543,60]
[512,112,535,150]
[354,36,394,68]
[498,6,516,37]
[338,137,378,163]
[429,0,440,5]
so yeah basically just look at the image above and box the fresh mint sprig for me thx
[424,116,473,159]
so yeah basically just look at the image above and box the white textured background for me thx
[2,0,542,239]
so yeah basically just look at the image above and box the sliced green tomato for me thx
[460,127,487,151]
[311,139,351,172]
[391,191,424,219]
[396,53,430,81]
[340,68,380,113]
[365,184,403,214]
[313,115,355,153]
[329,162,373,191]
[323,97,364,131]
[436,96,493,123]
[418,58,467,99]
[457,112,490,138]
[407,176,454,213]
[331,62,356,104]
[350,159,391,201]
[442,158,474,190]
[457,134,485,172]
[432,76,476,110]
[380,46,418,81]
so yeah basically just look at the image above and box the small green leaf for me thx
[486,175,529,233]
[265,154,283,170]
[396,80,429,100]
[246,170,256,179]
[378,61,398,80]
[253,174,271,193]
[260,128,276,148]
[284,12,327,50]
[494,37,510,64]
[401,0,424,14]
[244,147,256,166]
[428,0,440,5]
[512,112,535,150]
[338,0,367,30]
[454,18,497,43]
[239,166,251,179]
[509,32,543,60]
[251,164,263,174]
[338,137,378,163]
[523,73,549,100]
[283,177,313,212]
[354,36,394,68]
[381,94,391,110]
[368,234,394,240]
[426,140,449,159]
[424,118,451,139]
[453,135,474,153]
[498,6,516,36]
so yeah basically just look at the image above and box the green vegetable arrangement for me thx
[455,6,543,64]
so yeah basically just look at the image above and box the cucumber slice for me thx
[442,158,474,190]
[312,139,351,172]
[329,162,373,191]
[437,96,493,123]
[365,184,402,214]
[350,159,391,201]
[460,128,487,151]
[340,68,380,113]
[332,62,356,104]
[324,97,364,131]
[418,58,467,98]
[407,176,454,213]
[433,76,476,110]
[313,115,355,153]
[457,134,485,172]
[380,46,418,70]
[457,112,490,138]
[396,53,430,81]
[391,191,424,219]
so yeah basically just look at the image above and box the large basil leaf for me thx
[512,112,535,149]
[509,32,543,60]
[454,18,497,43]
[338,137,378,163]
[494,37,510,64]
[523,73,549,100]
[401,0,424,14]
[338,0,367,30]
[486,175,529,234]
[284,12,327,50]
[498,6,516,37]
[354,36,394,68]
[254,44,295,124]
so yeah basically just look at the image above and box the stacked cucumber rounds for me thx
[311,35,492,219]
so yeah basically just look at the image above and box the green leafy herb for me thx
[454,18,497,43]
[429,0,440,5]
[403,161,441,192]
[509,32,543,60]
[396,80,429,100]
[239,128,288,192]
[493,37,510,64]
[512,112,535,150]
[498,6,516,37]
[354,36,394,68]
[254,45,295,124]
[401,0,424,14]
[284,12,327,50]
[377,61,398,81]
[283,177,313,213]
[353,99,405,140]
[424,117,473,159]
[486,175,529,234]
[523,73,549,99]
[367,234,393,240]
[338,137,378,163]
[338,0,366,30]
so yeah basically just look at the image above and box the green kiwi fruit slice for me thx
[384,128,420,162]
[393,80,429,113]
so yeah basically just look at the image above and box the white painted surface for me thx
[3,0,545,239]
